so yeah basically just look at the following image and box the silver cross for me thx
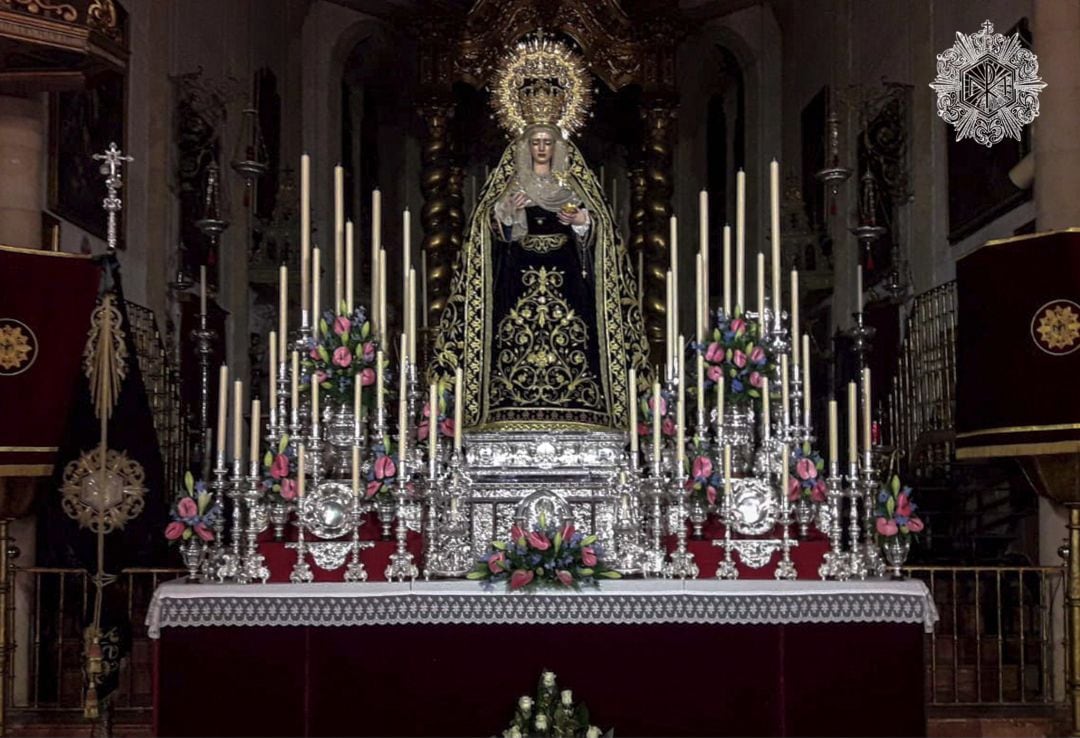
[92,142,134,253]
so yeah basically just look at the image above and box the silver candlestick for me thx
[216,457,248,583]
[385,477,418,581]
[846,462,868,579]
[203,453,229,580]
[191,317,217,480]
[289,494,315,583]
[242,458,270,583]
[663,469,698,579]
[343,492,373,582]
[861,459,886,577]
[818,463,848,580]
[640,475,667,577]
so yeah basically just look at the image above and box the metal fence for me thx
[908,565,1066,707]
[8,567,184,717]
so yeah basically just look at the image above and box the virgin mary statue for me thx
[431,36,650,430]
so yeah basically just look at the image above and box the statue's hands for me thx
[510,191,528,210]
[557,207,588,226]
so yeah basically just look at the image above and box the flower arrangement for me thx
[700,307,775,406]
[262,434,299,501]
[635,386,676,439]
[364,441,398,499]
[503,671,608,738]
[874,475,924,538]
[686,453,722,507]
[416,379,455,442]
[303,303,377,405]
[787,442,827,503]
[466,515,621,590]
[164,472,222,543]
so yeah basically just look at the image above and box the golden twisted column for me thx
[640,102,677,363]
[418,102,457,333]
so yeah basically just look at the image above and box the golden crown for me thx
[491,34,592,139]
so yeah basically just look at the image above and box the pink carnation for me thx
[661,418,676,436]
[333,316,351,336]
[705,342,725,363]
[270,453,289,480]
[526,531,550,550]
[750,346,766,364]
[581,546,597,567]
[896,492,913,518]
[906,517,924,533]
[374,454,396,479]
[365,480,381,498]
[280,478,298,500]
[556,570,574,587]
[731,318,747,335]
[439,418,455,437]
[811,480,828,503]
[194,523,214,542]
[488,551,506,574]
[360,367,375,386]
[707,365,723,382]
[164,521,186,540]
[362,341,376,362]
[749,371,764,388]
[733,350,747,368]
[692,456,713,480]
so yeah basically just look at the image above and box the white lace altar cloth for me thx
[146,579,938,638]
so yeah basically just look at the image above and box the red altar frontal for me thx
[149,579,936,737]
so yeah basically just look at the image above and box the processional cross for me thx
[92,143,134,253]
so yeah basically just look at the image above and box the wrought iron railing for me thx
[908,566,1066,707]
[885,281,957,481]
[126,302,189,499]
[7,566,184,717]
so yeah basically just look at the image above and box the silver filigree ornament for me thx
[929,20,1046,148]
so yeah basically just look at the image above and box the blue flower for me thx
[731,379,744,393]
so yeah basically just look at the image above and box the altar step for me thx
[928,707,1066,738]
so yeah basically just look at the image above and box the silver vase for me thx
[269,499,291,541]
[323,402,356,480]
[181,538,204,581]
[882,535,911,579]
[689,496,707,540]
[376,495,396,540]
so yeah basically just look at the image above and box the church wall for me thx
[676,3,782,335]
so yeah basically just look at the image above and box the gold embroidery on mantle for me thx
[520,233,568,254]
[491,267,602,411]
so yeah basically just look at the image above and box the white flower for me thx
[535,714,548,731]
[560,689,573,706]
[507,728,522,738]
[586,727,601,738]
[518,696,533,715]
[542,671,556,688]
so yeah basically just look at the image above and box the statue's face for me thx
[529,131,555,166]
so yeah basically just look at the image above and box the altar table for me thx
[149,579,937,737]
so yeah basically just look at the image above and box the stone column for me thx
[1033,1,1080,230]
[0,95,45,249]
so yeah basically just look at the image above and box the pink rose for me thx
[177,497,198,519]
[707,365,723,382]
[706,485,717,506]
[164,521,186,540]
[749,371,764,388]
[332,346,352,368]
[365,480,381,498]
[896,492,913,518]
[362,341,375,362]
[692,456,713,480]
[556,570,574,587]
[510,524,527,544]
[649,395,667,416]
[488,551,506,574]
[811,480,828,503]
[733,350,747,368]
[876,518,899,537]
[526,531,551,550]
[309,347,320,360]
[416,421,429,441]
[314,370,328,385]
[796,458,817,481]
[750,346,766,364]
[360,367,375,386]
[510,569,535,590]
[194,523,214,542]
[788,476,801,501]
[661,418,676,436]
[333,316,351,336]
[374,454,396,479]
[439,418,455,437]
[731,318,747,335]
[906,517,924,533]
[581,546,597,567]
[280,478,298,500]
[270,453,289,480]
[637,422,649,437]
[705,342,724,363]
